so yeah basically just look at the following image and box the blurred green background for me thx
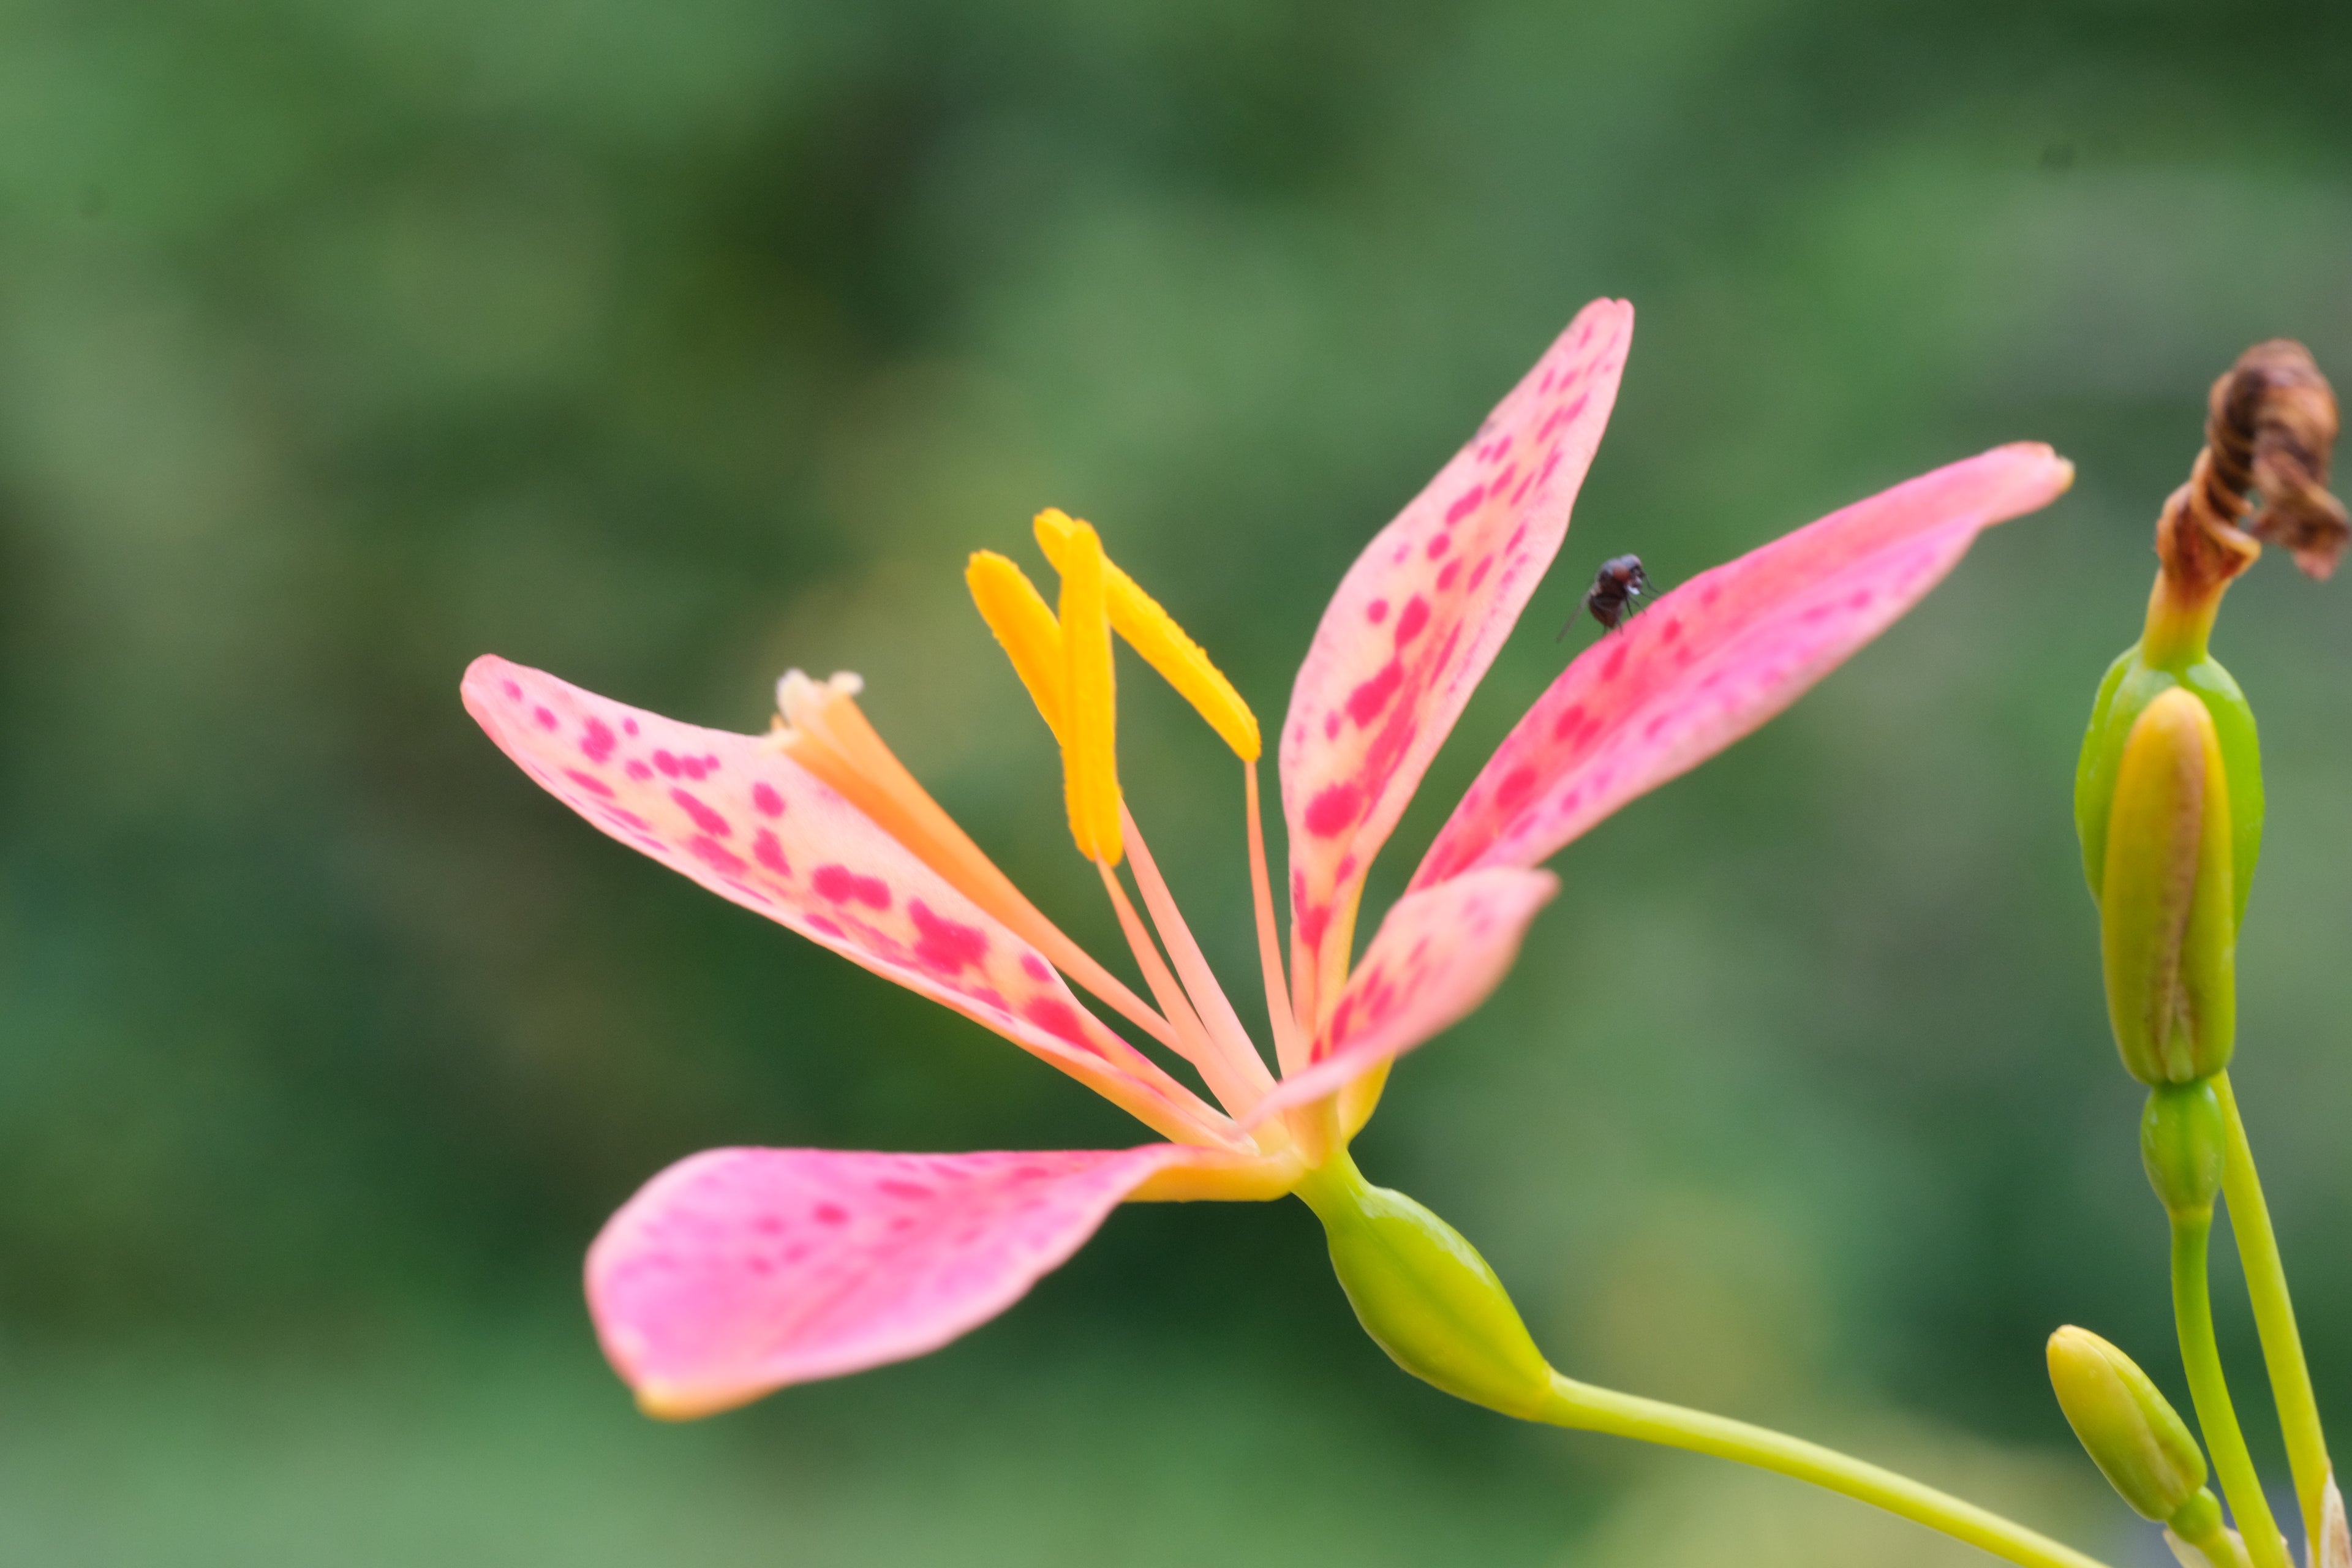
[2,0,2348,1562]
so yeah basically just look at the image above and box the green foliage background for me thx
[1,0,2347,1561]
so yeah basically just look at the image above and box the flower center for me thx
[970,509,1263,865]
[966,511,1300,1119]
[764,511,1310,1139]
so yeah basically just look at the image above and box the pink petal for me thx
[1282,300,1632,1003]
[463,656,1240,1151]
[1250,867,1558,1121]
[1411,443,2074,888]
[587,1142,1250,1415]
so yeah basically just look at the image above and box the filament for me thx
[1245,762,1312,1079]
[1120,804,1275,1116]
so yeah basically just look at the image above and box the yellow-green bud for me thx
[1294,1154,1553,1418]
[2047,1325,2209,1521]
[2078,647,2263,935]
[2099,688,2238,1084]
[2143,1080,2227,1220]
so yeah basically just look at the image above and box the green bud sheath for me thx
[2100,690,2238,1084]
[1294,1153,1553,1419]
[2076,648,2263,933]
[2047,1325,2209,1521]
[2143,1080,2228,1219]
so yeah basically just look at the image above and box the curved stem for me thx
[1303,1156,2115,1567]
[2173,1209,2290,1568]
[1538,1374,2112,1568]
[2214,1071,2331,1550]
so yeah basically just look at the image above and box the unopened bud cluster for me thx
[2056,339,2344,1568]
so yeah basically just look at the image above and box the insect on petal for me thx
[1282,300,1632,1018]
[1249,867,1558,1123]
[1411,443,2076,888]
[463,657,1239,1151]
[588,1143,1278,1417]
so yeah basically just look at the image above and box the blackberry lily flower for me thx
[464,299,2073,1420]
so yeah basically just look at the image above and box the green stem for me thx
[2173,1208,2290,1568]
[1298,1154,2117,1568]
[1538,1374,2113,1568]
[2215,1071,2331,1550]
[2172,1489,2258,1568]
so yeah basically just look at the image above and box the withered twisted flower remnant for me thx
[2161,340,2347,593]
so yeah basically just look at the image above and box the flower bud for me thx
[1295,1155,1553,1419]
[2048,1325,2209,1522]
[2078,650,2263,937]
[2143,1080,2228,1221]
[2098,688,2239,1084]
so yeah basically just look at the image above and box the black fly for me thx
[1559,554,1651,639]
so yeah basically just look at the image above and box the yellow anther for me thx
[965,551,1068,741]
[1057,518,1125,865]
[1034,508,1261,762]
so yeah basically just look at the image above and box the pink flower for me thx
[462,298,2071,1418]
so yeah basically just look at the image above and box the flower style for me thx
[463,298,2073,1420]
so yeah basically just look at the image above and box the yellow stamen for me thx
[1057,518,1124,865]
[1035,508,1261,761]
[769,669,1175,1051]
[964,552,1068,742]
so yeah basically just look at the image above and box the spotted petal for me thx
[1282,299,1632,1020]
[589,1142,1282,1417]
[1251,867,1558,1121]
[464,657,1239,1150]
[1410,443,2076,889]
